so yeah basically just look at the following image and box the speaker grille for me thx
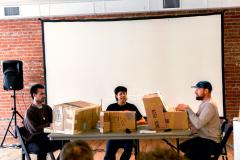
[3,60,23,90]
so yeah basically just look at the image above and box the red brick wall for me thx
[224,9,240,119]
[0,8,239,136]
[0,19,44,135]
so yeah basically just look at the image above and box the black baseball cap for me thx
[191,81,212,92]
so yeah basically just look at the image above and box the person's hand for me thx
[175,104,189,111]
[190,126,198,134]
[137,117,146,125]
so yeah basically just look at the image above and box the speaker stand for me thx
[1,90,23,147]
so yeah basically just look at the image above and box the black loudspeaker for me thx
[3,60,23,90]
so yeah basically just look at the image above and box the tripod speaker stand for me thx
[1,90,24,147]
[1,60,24,147]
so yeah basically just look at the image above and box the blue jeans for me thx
[104,140,133,160]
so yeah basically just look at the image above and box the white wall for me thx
[0,0,240,19]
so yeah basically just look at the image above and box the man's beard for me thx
[196,96,203,100]
[36,99,45,104]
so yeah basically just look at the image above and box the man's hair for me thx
[30,84,44,99]
[137,146,185,160]
[60,140,93,160]
[114,86,127,101]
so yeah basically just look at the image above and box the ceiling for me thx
[0,0,99,5]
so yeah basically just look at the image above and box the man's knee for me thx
[27,143,42,154]
[37,153,47,160]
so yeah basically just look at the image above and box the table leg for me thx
[134,139,139,160]
[176,138,180,155]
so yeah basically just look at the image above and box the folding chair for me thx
[220,119,229,160]
[211,122,233,160]
[16,126,56,160]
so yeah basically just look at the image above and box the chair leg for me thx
[21,146,31,160]
[49,152,56,160]
[222,146,228,160]
[22,152,31,160]
[21,148,32,160]
[22,153,25,160]
[25,152,31,160]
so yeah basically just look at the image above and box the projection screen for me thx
[43,14,224,117]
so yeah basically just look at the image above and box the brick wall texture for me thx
[0,8,239,136]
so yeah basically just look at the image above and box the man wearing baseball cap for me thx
[176,81,221,160]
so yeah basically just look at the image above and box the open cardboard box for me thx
[143,93,189,130]
[52,101,101,134]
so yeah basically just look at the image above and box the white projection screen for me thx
[43,14,224,117]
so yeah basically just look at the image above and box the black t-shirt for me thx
[106,102,143,121]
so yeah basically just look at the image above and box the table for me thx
[48,129,192,141]
[48,127,193,159]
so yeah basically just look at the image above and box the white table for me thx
[48,126,192,159]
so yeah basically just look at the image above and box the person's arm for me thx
[176,103,216,129]
[137,117,146,125]
[187,103,216,129]
[132,104,146,124]
[25,108,51,134]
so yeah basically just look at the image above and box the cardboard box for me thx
[143,93,167,130]
[99,112,110,133]
[143,93,189,130]
[164,112,189,130]
[52,101,100,134]
[99,111,136,133]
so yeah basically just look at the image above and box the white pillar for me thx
[233,117,240,160]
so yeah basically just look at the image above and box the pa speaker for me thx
[3,60,23,90]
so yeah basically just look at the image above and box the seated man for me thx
[176,81,221,160]
[104,86,145,160]
[60,140,93,160]
[23,84,67,160]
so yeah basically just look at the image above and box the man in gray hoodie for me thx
[176,81,221,160]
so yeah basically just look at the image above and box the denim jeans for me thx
[104,140,134,160]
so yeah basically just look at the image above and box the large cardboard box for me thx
[143,93,167,130]
[164,112,189,130]
[52,101,100,134]
[99,111,136,133]
[143,93,189,130]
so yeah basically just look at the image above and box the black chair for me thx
[210,122,233,160]
[220,119,229,160]
[16,126,56,160]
